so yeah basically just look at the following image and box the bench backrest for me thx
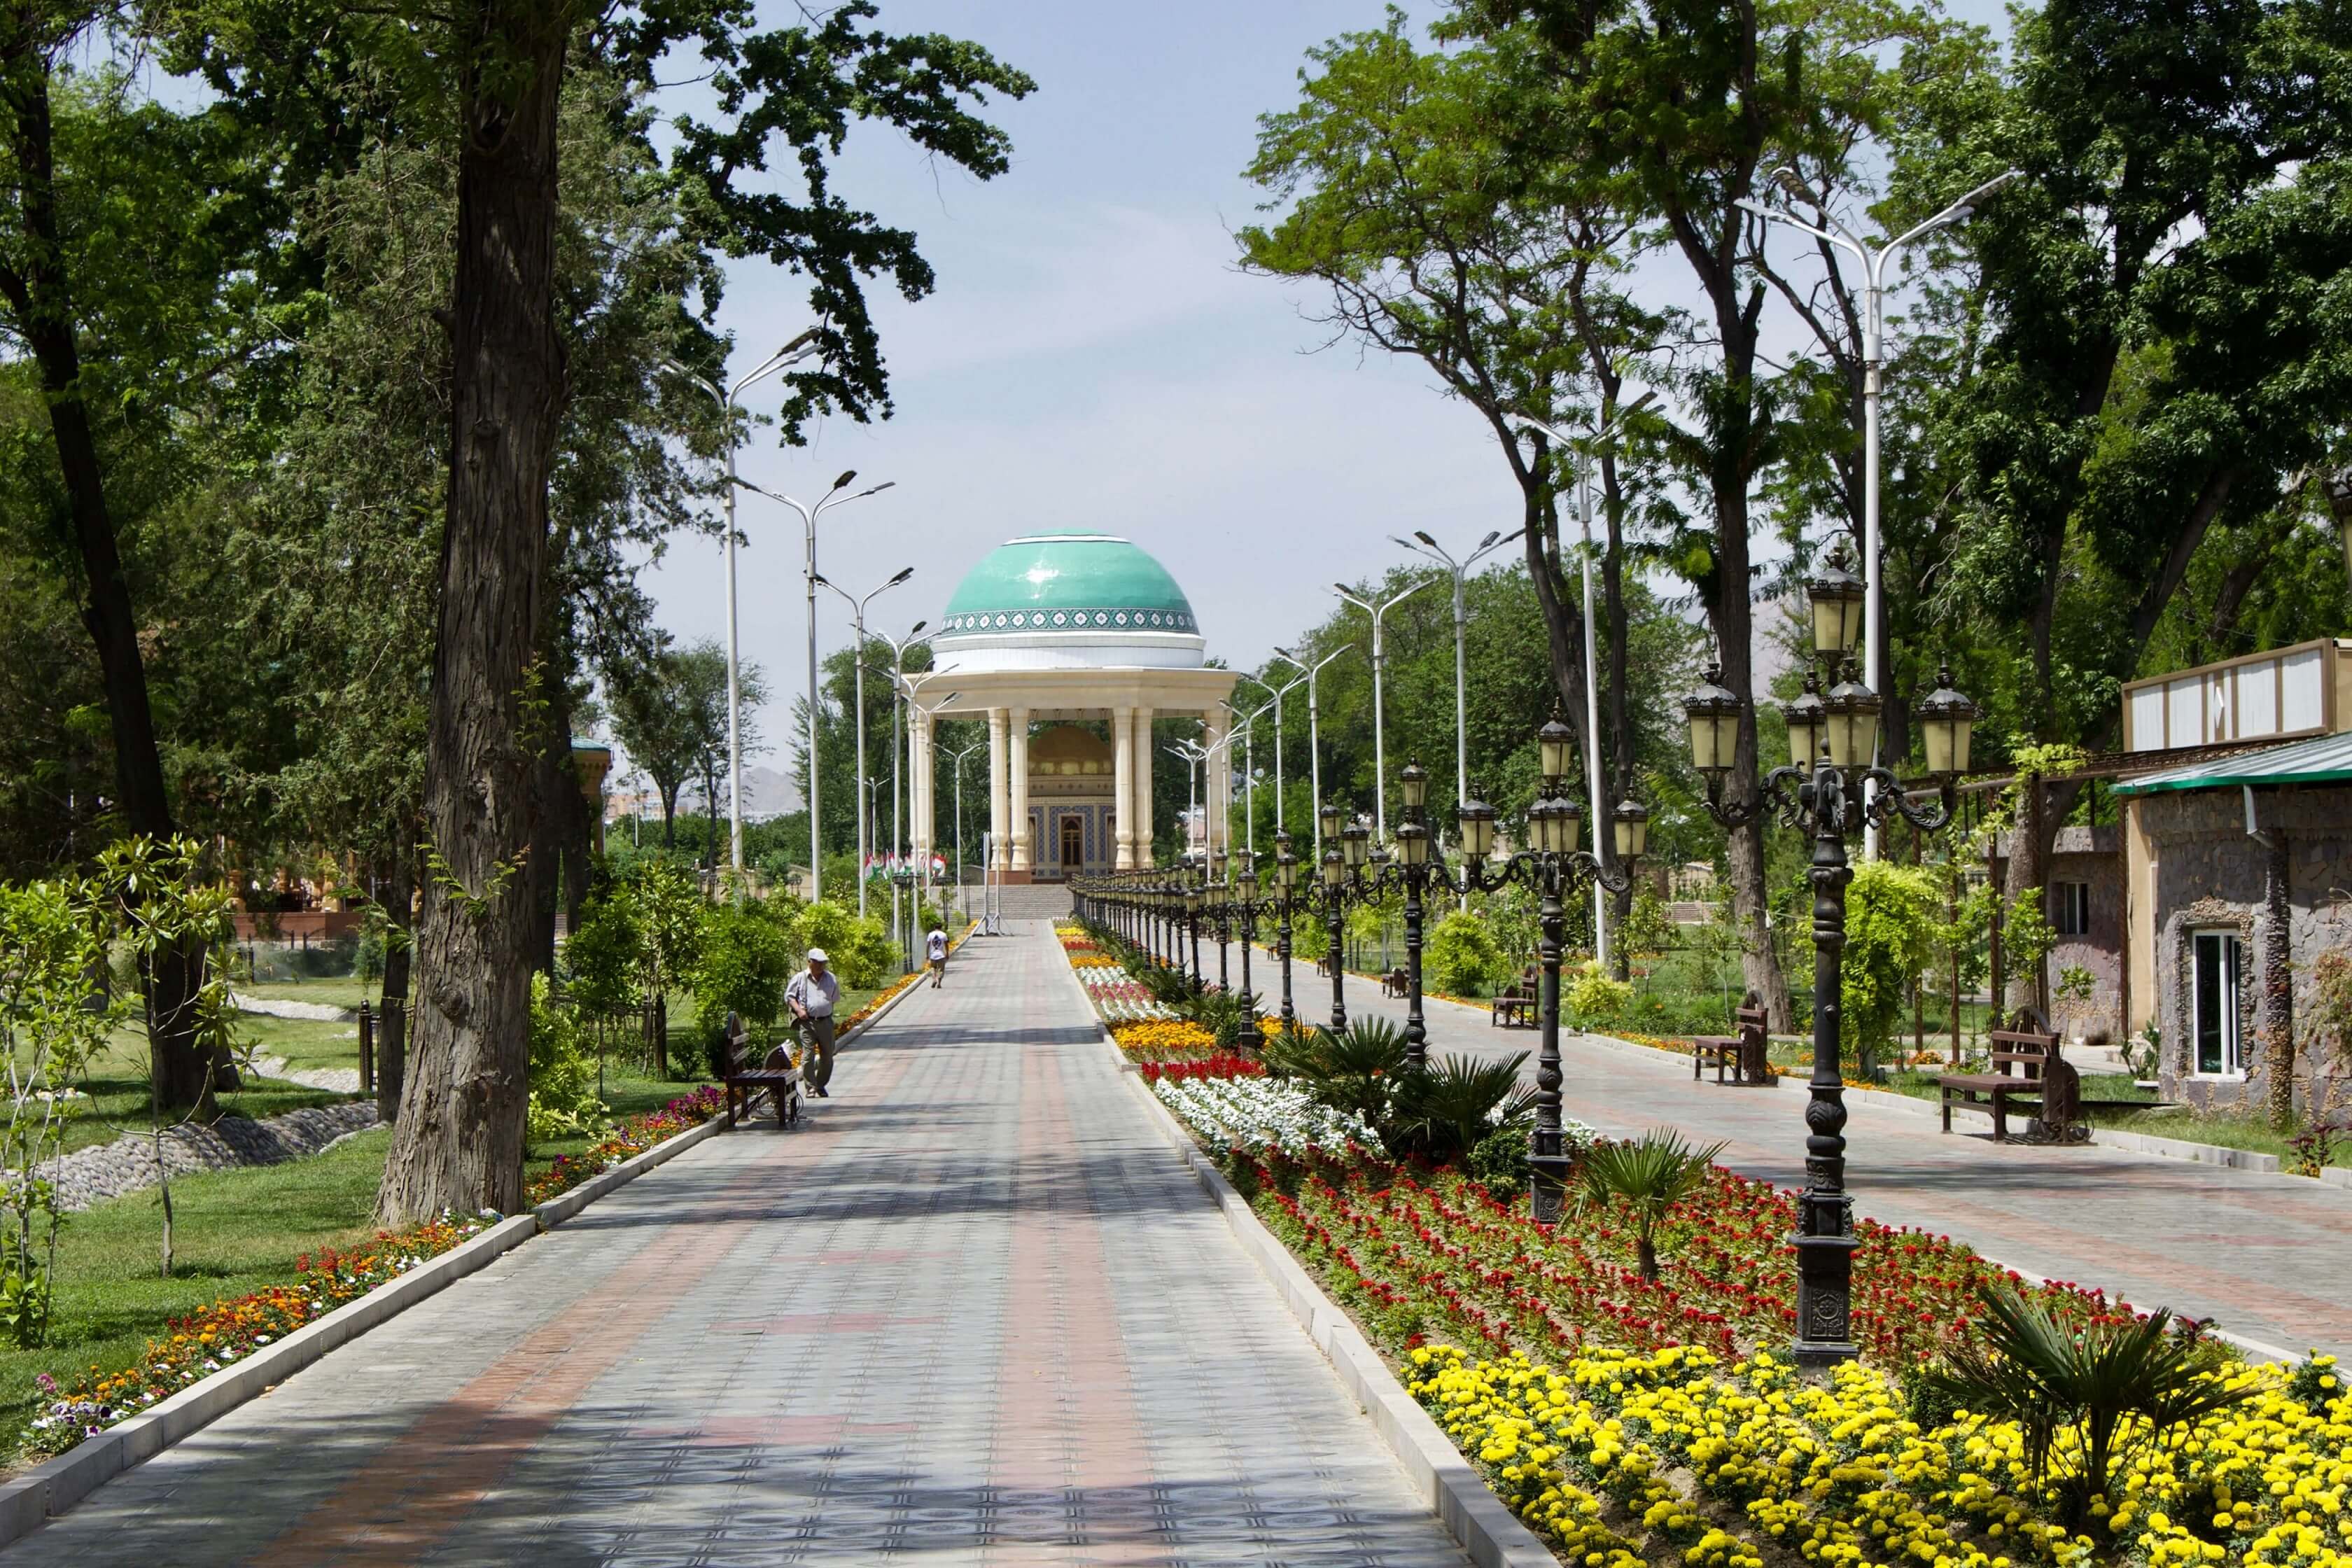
[1734,1004,1768,1033]
[1986,1023,2061,1078]
[721,1012,750,1074]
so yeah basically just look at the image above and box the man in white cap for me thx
[785,948,841,1097]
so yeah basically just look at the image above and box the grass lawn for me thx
[235,977,375,1011]
[2,1060,714,1466]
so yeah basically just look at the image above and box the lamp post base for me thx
[1788,1222,1861,1373]
[1530,1150,1571,1226]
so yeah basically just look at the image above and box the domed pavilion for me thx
[908,532,1237,881]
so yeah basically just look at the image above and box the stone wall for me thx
[2138,784,2352,1112]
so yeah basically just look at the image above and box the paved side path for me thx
[1252,948,2352,1362]
[6,924,1467,1568]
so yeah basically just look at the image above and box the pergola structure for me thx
[908,533,1237,881]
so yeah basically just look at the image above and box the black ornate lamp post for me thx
[1184,874,1204,995]
[1683,542,1977,1373]
[1208,848,1231,992]
[1315,799,1351,1032]
[1391,763,1439,1071]
[1452,715,1644,1224]
[1273,830,1301,1039]
[1232,853,1265,1055]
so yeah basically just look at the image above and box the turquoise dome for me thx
[939,533,1198,636]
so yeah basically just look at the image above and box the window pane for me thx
[2195,934,2222,1074]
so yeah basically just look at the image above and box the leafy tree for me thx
[611,640,743,852]
[1839,860,1942,1075]
[153,0,1035,1223]
[1427,909,1506,996]
[0,877,113,1346]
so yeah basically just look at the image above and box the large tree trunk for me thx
[2262,827,2296,1130]
[378,848,414,1124]
[377,9,569,1225]
[0,35,219,1105]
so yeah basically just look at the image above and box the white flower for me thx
[1154,1077,1375,1157]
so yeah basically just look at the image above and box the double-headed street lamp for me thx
[1269,644,1350,862]
[1684,542,1977,1371]
[1394,527,1525,910]
[1333,576,1436,842]
[815,567,914,914]
[736,471,897,899]
[665,334,822,876]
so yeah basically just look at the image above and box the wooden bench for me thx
[719,1012,802,1130]
[1938,1011,2080,1140]
[1693,1004,1770,1084]
[1491,983,1535,1029]
[1379,967,1409,999]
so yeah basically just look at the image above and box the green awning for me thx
[2111,730,2352,796]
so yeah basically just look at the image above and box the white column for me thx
[987,708,1009,870]
[909,712,931,858]
[1008,706,1031,872]
[1133,704,1156,866]
[1202,706,1229,859]
[1112,704,1135,869]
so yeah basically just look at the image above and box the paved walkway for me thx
[8,925,1469,1568]
[1240,944,2352,1362]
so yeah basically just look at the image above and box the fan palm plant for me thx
[1262,1017,1408,1124]
[1390,1053,1536,1162]
[1572,1130,1727,1280]
[1923,1284,2250,1524]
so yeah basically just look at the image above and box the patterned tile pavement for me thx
[2,924,1470,1568]
[1230,941,2352,1362]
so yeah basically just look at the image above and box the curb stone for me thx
[1116,1060,1557,1568]
[0,1088,740,1550]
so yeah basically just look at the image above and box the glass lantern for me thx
[1394,817,1430,866]
[1822,664,1883,770]
[1457,797,1497,860]
[1342,820,1371,869]
[1400,762,1429,813]
[1807,547,1865,662]
[1537,715,1574,786]
[1915,667,1978,777]
[1612,799,1649,861]
[1783,671,1826,769]
[1683,664,1743,776]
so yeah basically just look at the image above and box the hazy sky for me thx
[630,0,2011,791]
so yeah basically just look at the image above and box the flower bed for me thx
[24,1208,501,1459]
[1408,1341,2349,1568]
[526,1084,727,1205]
[1152,1077,1376,1157]
[1111,1018,1222,1060]
[1139,1054,1265,1084]
[1229,1146,2143,1370]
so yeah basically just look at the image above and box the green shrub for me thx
[563,892,645,1015]
[788,900,895,989]
[1567,964,1632,1028]
[1264,1018,1408,1124]
[1391,1053,1536,1163]
[527,973,606,1142]
[692,900,796,1066]
[1842,860,1942,1074]
[1426,910,1504,996]
[1466,1124,1530,1199]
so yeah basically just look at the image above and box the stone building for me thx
[909,532,1236,882]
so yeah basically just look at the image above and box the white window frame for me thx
[2190,928,2245,1079]
[2052,881,2091,937]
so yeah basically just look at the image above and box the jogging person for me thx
[785,948,840,1098]
[925,925,948,988]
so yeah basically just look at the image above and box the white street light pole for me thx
[816,568,914,914]
[1393,529,1525,909]
[1220,699,1272,860]
[1270,645,1348,862]
[946,734,986,921]
[1168,741,1206,856]
[874,626,935,893]
[735,472,899,900]
[1512,397,1656,966]
[1737,167,2019,856]
[1237,669,1307,846]
[902,679,960,939]
[1333,578,1436,843]
[664,333,820,878]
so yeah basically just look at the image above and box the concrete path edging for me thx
[1114,1046,1556,1568]
[0,1087,751,1551]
